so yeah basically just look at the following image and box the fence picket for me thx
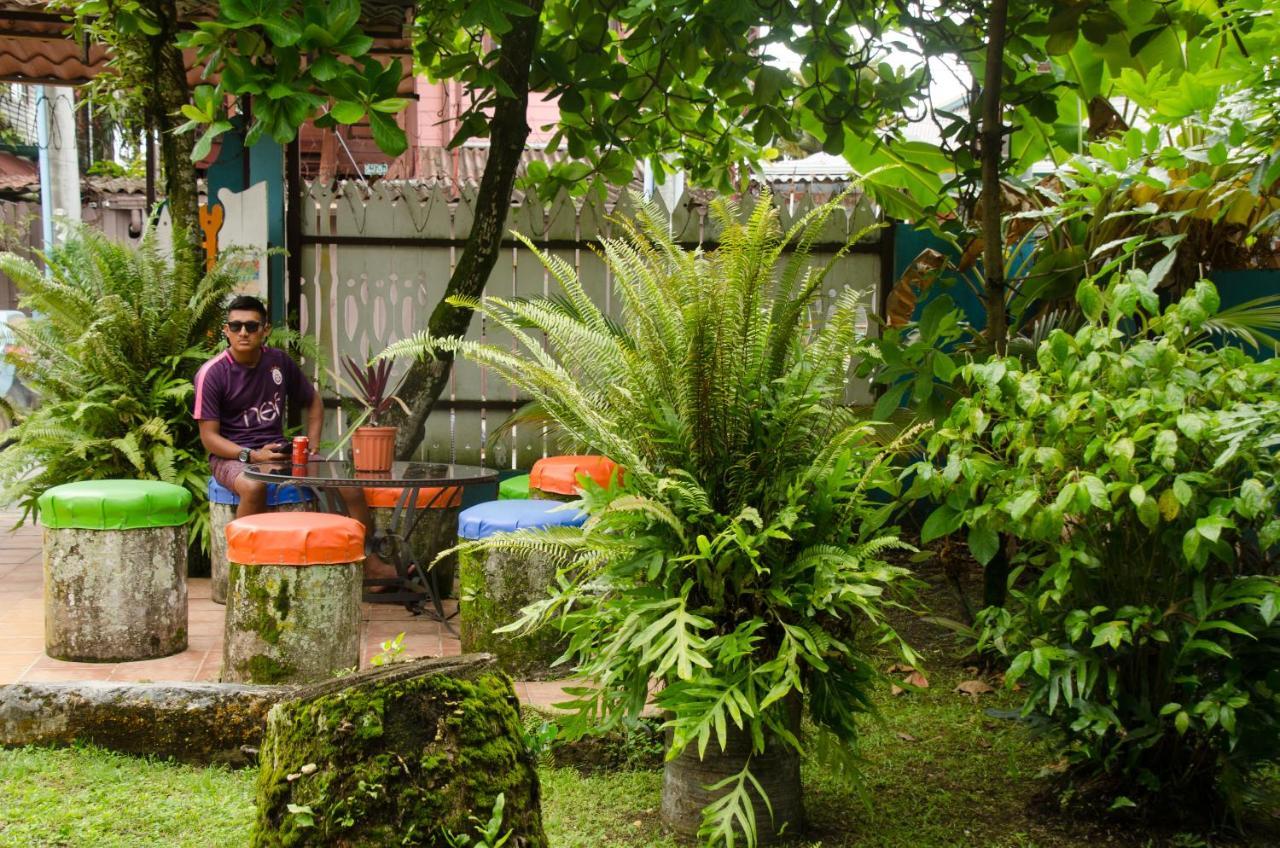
[297,181,882,464]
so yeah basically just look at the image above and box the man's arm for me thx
[198,419,286,462]
[305,388,324,452]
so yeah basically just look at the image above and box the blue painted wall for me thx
[206,120,286,324]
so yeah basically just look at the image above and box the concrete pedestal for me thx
[222,560,362,685]
[44,525,188,662]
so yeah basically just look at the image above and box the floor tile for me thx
[0,653,41,680]
[0,636,46,653]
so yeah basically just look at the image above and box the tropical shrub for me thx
[907,272,1280,820]
[0,227,244,558]
[387,193,918,845]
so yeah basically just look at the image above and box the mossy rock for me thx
[369,505,459,599]
[0,681,287,766]
[458,548,565,680]
[251,655,547,848]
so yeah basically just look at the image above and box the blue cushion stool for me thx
[456,499,586,679]
[207,476,315,605]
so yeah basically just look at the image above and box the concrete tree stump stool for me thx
[222,513,364,685]
[457,499,587,679]
[499,473,531,500]
[38,479,192,662]
[364,486,462,598]
[208,477,315,605]
[528,455,621,500]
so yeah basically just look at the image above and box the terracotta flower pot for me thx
[351,426,397,472]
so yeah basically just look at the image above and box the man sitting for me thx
[193,294,396,582]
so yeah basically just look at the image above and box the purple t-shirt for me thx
[192,347,315,451]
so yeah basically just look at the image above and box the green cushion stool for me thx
[498,474,530,500]
[39,479,193,662]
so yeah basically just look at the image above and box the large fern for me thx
[0,226,245,556]
[386,191,920,846]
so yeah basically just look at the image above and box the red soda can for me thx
[292,436,309,465]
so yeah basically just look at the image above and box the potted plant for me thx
[386,192,919,845]
[340,355,408,472]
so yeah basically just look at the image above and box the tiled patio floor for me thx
[0,512,572,708]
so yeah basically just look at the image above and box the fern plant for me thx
[385,191,919,846]
[0,226,244,556]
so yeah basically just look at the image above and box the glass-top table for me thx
[244,460,499,623]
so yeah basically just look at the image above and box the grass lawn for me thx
[2,569,1277,847]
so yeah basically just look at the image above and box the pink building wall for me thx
[414,79,560,147]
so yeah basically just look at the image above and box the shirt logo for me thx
[271,366,283,386]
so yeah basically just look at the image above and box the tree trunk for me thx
[0,681,286,766]
[979,0,1009,354]
[660,697,803,845]
[388,0,545,459]
[145,0,201,266]
[251,655,547,848]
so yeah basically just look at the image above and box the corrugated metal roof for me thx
[759,152,853,181]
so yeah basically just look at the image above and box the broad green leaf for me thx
[368,110,407,156]
[1236,478,1266,519]
[920,505,963,543]
[1076,281,1104,322]
[967,524,999,565]
[330,100,365,124]
[1006,490,1038,521]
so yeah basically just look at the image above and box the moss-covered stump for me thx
[251,655,547,848]
[211,502,313,605]
[369,505,459,598]
[458,548,564,680]
[223,562,361,684]
[0,681,288,766]
[44,526,188,662]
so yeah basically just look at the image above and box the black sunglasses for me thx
[226,320,263,334]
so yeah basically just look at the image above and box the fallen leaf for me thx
[631,821,643,828]
[887,663,914,674]
[891,684,905,696]
[905,670,930,689]
[955,679,995,697]
[896,732,918,742]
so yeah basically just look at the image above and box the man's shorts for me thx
[209,455,250,492]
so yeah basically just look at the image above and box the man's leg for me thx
[335,488,399,582]
[212,456,269,519]
[232,473,269,519]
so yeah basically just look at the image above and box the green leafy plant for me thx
[443,793,511,848]
[386,192,918,846]
[369,631,407,667]
[176,0,409,157]
[0,226,245,557]
[906,273,1280,821]
[338,355,409,427]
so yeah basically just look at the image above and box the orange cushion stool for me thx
[225,512,365,566]
[362,486,463,509]
[529,455,622,497]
